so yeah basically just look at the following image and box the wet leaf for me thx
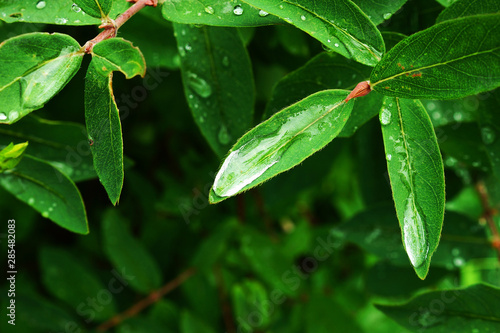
[73,0,112,19]
[0,32,83,124]
[351,0,408,25]
[380,97,445,279]
[210,90,353,203]
[436,0,500,23]
[371,14,500,99]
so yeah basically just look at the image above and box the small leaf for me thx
[73,0,112,19]
[436,0,500,23]
[241,0,385,66]
[102,210,163,294]
[85,61,124,205]
[376,283,500,332]
[0,155,88,234]
[210,90,353,203]
[92,38,147,79]
[161,0,282,27]
[0,32,83,123]
[0,142,28,171]
[370,14,500,99]
[380,97,445,279]
[174,24,254,157]
[231,280,272,331]
[351,0,408,25]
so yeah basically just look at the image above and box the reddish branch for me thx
[96,267,196,332]
[475,181,500,259]
[83,0,158,53]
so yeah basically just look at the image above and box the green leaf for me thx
[180,311,216,333]
[241,0,385,66]
[231,280,272,331]
[102,210,162,294]
[0,141,28,171]
[174,24,254,157]
[351,0,408,25]
[91,38,147,78]
[435,0,459,7]
[73,0,112,19]
[370,14,500,99]
[210,90,353,203]
[479,89,500,179]
[39,247,116,320]
[0,115,96,182]
[376,283,500,332]
[161,0,282,27]
[85,60,123,205]
[0,32,83,124]
[0,0,130,25]
[380,97,445,279]
[0,155,88,234]
[437,0,500,23]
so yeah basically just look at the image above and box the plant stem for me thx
[83,0,158,53]
[95,267,196,332]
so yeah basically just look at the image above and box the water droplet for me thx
[71,3,81,13]
[453,257,465,267]
[205,6,214,14]
[386,153,392,161]
[481,126,495,145]
[300,15,306,21]
[48,206,54,212]
[185,43,192,51]
[42,211,49,218]
[222,56,230,67]
[218,125,231,145]
[334,43,339,47]
[379,108,391,125]
[403,194,429,268]
[327,39,331,43]
[233,5,243,15]
[0,113,7,121]
[36,1,46,9]
[55,17,68,24]
[187,72,212,98]
[451,248,460,256]
[279,4,284,9]
[28,198,35,205]
[199,116,205,123]
[9,110,19,121]
[258,10,269,17]
[383,13,392,20]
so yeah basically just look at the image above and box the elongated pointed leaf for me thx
[380,97,445,279]
[436,0,500,23]
[0,32,83,124]
[0,142,28,171]
[210,90,353,203]
[0,0,130,25]
[0,155,88,234]
[73,0,112,19]
[102,210,162,294]
[371,14,500,99]
[0,115,96,182]
[351,0,408,25]
[241,0,385,66]
[174,24,254,157]
[376,284,500,332]
[85,38,145,204]
[161,0,282,27]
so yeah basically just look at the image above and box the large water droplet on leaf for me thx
[383,13,392,20]
[186,72,212,98]
[9,111,19,121]
[402,194,429,268]
[55,17,68,24]
[233,5,243,16]
[0,113,7,121]
[205,6,214,14]
[380,108,391,125]
[258,10,269,17]
[71,3,81,13]
[36,1,46,9]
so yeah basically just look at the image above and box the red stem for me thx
[475,181,500,260]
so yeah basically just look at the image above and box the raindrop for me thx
[386,153,392,161]
[334,43,339,47]
[199,116,205,123]
[453,257,465,267]
[42,211,49,218]
[300,15,306,21]
[233,5,243,16]
[71,3,81,13]
[222,56,230,67]
[178,46,186,57]
[481,126,495,145]
[0,113,7,121]
[205,6,214,14]
[258,10,269,17]
[187,72,212,98]
[218,125,231,145]
[383,13,392,20]
[379,108,391,125]
[36,1,46,9]
[28,198,35,205]
[9,111,19,121]
[185,43,192,51]
[55,17,68,24]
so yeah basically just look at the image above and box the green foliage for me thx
[1,0,499,332]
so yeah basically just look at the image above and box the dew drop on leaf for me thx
[383,13,392,20]
[0,112,7,121]
[334,43,339,47]
[258,10,269,17]
[402,194,429,268]
[379,108,391,125]
[28,198,35,205]
[204,6,214,14]
[36,1,46,9]
[300,15,306,21]
[185,43,192,51]
[386,153,392,161]
[218,125,231,145]
[481,126,496,145]
[42,211,49,218]
[55,17,68,24]
[9,111,19,121]
[233,5,243,16]
[71,3,81,13]
[222,56,230,67]
[187,72,212,98]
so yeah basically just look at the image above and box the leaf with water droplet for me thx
[0,155,88,233]
[380,97,445,279]
[0,141,28,171]
[72,0,112,18]
[0,32,83,124]
[162,0,281,27]
[376,284,500,331]
[437,0,500,23]
[174,23,254,157]
[240,0,385,66]
[210,90,353,203]
[350,0,407,25]
[371,14,500,99]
